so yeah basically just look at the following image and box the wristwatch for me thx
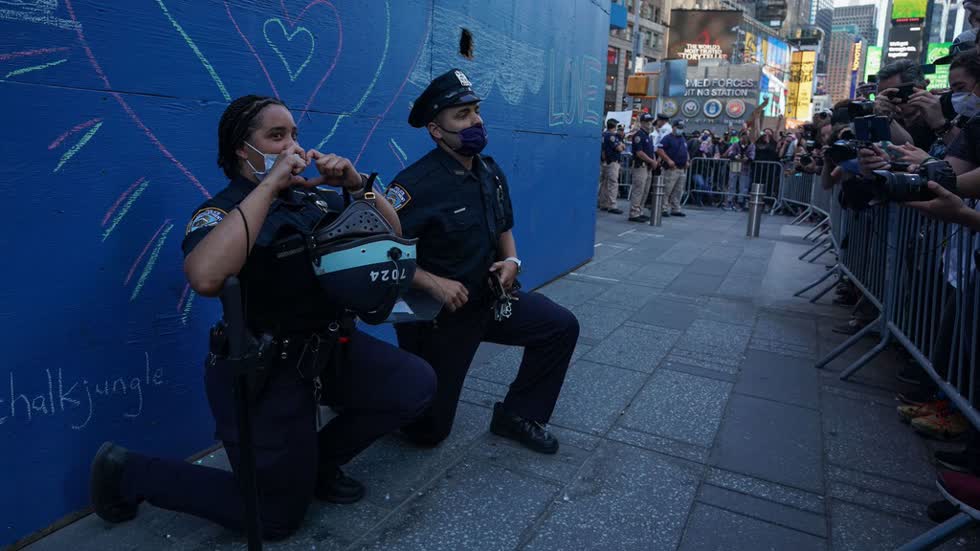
[504,256,522,274]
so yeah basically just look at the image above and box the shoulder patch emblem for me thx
[384,183,412,211]
[186,207,226,235]
[633,136,642,144]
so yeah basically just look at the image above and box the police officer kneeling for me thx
[88,95,436,540]
[383,69,581,454]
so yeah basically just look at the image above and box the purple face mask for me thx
[439,124,488,156]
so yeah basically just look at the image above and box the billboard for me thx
[787,50,817,120]
[927,42,952,90]
[865,46,883,79]
[664,64,763,136]
[886,23,925,62]
[891,0,928,22]
[667,10,742,65]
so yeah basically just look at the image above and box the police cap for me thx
[639,113,655,122]
[656,113,670,121]
[409,69,482,128]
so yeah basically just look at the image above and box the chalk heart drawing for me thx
[226,0,343,114]
[263,18,315,82]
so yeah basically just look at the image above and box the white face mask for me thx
[244,141,278,180]
[952,91,980,118]
[674,128,684,136]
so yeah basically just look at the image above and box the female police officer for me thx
[88,95,436,540]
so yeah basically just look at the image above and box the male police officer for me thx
[628,112,659,222]
[599,118,625,214]
[384,69,580,453]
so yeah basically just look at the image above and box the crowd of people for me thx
[599,98,829,220]
[597,17,980,527]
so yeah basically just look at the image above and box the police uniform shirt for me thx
[632,129,655,163]
[601,131,622,163]
[385,147,514,300]
[181,177,346,332]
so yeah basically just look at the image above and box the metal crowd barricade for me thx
[682,157,730,207]
[790,198,980,549]
[618,152,633,200]
[776,171,812,215]
[682,158,783,210]
[751,160,785,211]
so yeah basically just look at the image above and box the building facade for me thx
[606,0,669,113]
[833,4,878,46]
[827,25,866,104]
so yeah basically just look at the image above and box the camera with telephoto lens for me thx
[870,160,957,203]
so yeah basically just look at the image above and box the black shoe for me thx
[927,499,960,523]
[315,466,365,504]
[608,208,624,215]
[628,215,650,223]
[90,442,139,523]
[936,449,973,473]
[670,211,686,217]
[662,211,671,218]
[598,207,608,212]
[489,402,559,454]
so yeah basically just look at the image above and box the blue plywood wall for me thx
[0,0,608,544]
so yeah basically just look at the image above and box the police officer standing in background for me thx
[384,69,580,453]
[628,112,659,222]
[599,118,625,214]
[655,119,689,218]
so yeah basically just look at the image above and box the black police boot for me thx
[315,466,365,504]
[489,402,559,455]
[90,442,140,523]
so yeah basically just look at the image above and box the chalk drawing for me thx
[263,18,315,82]
[389,138,407,160]
[130,222,174,301]
[0,0,80,31]
[226,0,345,118]
[176,282,190,312]
[102,176,144,226]
[315,0,389,150]
[296,1,342,116]
[52,119,100,172]
[180,290,196,326]
[154,0,230,101]
[63,0,210,198]
[225,0,279,99]
[124,219,171,286]
[548,52,603,127]
[48,116,100,150]
[4,57,66,79]
[0,46,70,61]
[408,6,546,106]
[352,2,428,165]
[102,178,150,241]
[0,360,166,430]
[388,141,405,168]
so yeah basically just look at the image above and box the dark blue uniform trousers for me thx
[119,329,435,539]
[395,290,579,445]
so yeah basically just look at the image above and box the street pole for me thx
[632,0,643,73]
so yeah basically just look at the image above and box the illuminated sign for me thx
[667,10,742,65]
[865,46,883,78]
[927,42,952,90]
[852,42,863,72]
[886,24,924,61]
[891,0,928,22]
[786,50,816,120]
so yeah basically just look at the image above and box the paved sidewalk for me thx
[27,203,980,550]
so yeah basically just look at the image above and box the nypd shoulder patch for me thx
[384,183,412,211]
[186,207,227,235]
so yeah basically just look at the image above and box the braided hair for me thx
[217,95,287,180]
